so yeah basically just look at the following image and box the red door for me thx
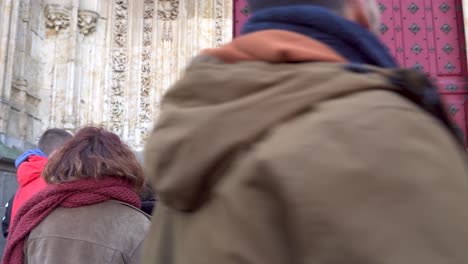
[378,0,468,145]
[234,0,251,36]
[233,0,468,146]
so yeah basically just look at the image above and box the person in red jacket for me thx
[4,129,72,234]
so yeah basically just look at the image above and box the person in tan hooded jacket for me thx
[143,0,468,263]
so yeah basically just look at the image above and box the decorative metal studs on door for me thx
[380,24,389,34]
[379,3,387,12]
[413,63,424,71]
[411,44,423,55]
[446,84,458,92]
[439,3,450,13]
[441,24,453,34]
[241,5,250,16]
[449,104,460,115]
[409,23,421,34]
[445,62,456,73]
[442,43,454,55]
[408,2,420,13]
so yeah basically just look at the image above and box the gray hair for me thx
[247,0,345,12]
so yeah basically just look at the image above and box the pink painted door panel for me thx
[378,0,468,144]
[233,0,468,145]
[234,0,251,37]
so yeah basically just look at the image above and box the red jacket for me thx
[11,155,48,223]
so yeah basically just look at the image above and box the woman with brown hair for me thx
[2,127,150,264]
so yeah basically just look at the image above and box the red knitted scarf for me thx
[1,177,141,264]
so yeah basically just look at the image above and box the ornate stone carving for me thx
[215,0,224,47]
[109,0,129,136]
[138,0,155,142]
[158,0,179,41]
[112,49,127,72]
[44,4,71,32]
[20,0,30,22]
[161,23,174,41]
[0,0,236,150]
[144,0,155,19]
[78,10,100,35]
[158,0,179,21]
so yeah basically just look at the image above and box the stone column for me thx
[10,0,30,146]
[134,0,156,145]
[9,0,43,149]
[107,0,131,138]
[43,0,78,130]
[74,0,103,129]
[0,0,20,144]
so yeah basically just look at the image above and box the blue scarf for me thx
[242,6,398,68]
[15,149,47,168]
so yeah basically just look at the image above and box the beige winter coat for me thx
[25,200,150,264]
[143,30,468,264]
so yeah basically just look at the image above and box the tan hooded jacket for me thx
[143,30,468,264]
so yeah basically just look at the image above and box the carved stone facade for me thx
[109,0,129,136]
[139,0,155,142]
[78,10,100,35]
[0,0,233,151]
[44,4,72,32]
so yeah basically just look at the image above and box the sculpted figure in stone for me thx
[158,0,179,21]
[44,4,71,32]
[78,10,100,35]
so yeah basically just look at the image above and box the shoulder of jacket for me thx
[107,200,151,220]
[190,54,225,65]
[251,91,431,159]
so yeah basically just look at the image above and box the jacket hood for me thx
[144,56,399,211]
[17,155,48,187]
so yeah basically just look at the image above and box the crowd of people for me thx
[2,0,468,263]
[2,127,151,263]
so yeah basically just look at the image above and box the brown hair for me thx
[42,126,144,190]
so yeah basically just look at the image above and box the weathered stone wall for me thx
[0,0,233,151]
